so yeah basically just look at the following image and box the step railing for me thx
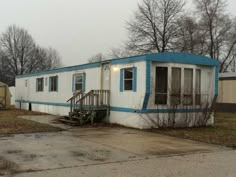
[67,90,83,113]
[67,90,110,114]
[76,90,110,112]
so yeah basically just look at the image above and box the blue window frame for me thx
[120,67,137,92]
[72,73,86,92]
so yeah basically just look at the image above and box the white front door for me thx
[102,63,110,90]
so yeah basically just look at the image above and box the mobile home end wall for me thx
[109,62,216,129]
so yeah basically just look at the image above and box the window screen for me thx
[195,69,201,105]
[171,68,181,105]
[36,78,44,92]
[124,68,133,91]
[74,74,83,91]
[49,76,58,92]
[155,67,168,105]
[184,68,193,105]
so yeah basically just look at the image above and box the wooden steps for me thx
[61,90,110,126]
[59,117,80,126]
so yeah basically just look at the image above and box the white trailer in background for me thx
[15,52,219,129]
[9,87,15,106]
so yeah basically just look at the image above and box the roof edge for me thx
[16,52,218,79]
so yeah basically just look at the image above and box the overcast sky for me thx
[0,0,236,66]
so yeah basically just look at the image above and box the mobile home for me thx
[217,73,236,112]
[15,52,219,129]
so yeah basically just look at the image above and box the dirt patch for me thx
[0,108,61,135]
[0,157,18,176]
[22,154,38,162]
[71,149,111,162]
[226,144,236,150]
[6,150,23,154]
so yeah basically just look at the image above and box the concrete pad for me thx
[14,150,236,177]
[67,128,226,156]
[0,131,142,174]
[0,127,228,176]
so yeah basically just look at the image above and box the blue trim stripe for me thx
[111,107,208,113]
[146,52,218,66]
[142,61,151,110]
[111,52,218,66]
[15,100,205,113]
[16,63,100,79]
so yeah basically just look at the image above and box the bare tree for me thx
[0,56,13,85]
[109,47,137,59]
[0,25,62,86]
[194,0,226,58]
[0,25,37,76]
[194,0,236,72]
[46,48,63,69]
[88,53,105,63]
[175,15,208,55]
[36,47,63,70]
[126,0,185,54]
[219,19,236,72]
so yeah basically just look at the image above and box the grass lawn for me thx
[0,109,61,135]
[152,112,236,149]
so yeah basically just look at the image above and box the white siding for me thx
[109,61,146,110]
[15,67,101,115]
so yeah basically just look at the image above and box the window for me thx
[155,67,168,105]
[120,67,137,92]
[36,78,44,92]
[124,68,133,91]
[195,69,201,105]
[74,74,83,91]
[184,69,193,105]
[49,76,58,92]
[171,68,181,105]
